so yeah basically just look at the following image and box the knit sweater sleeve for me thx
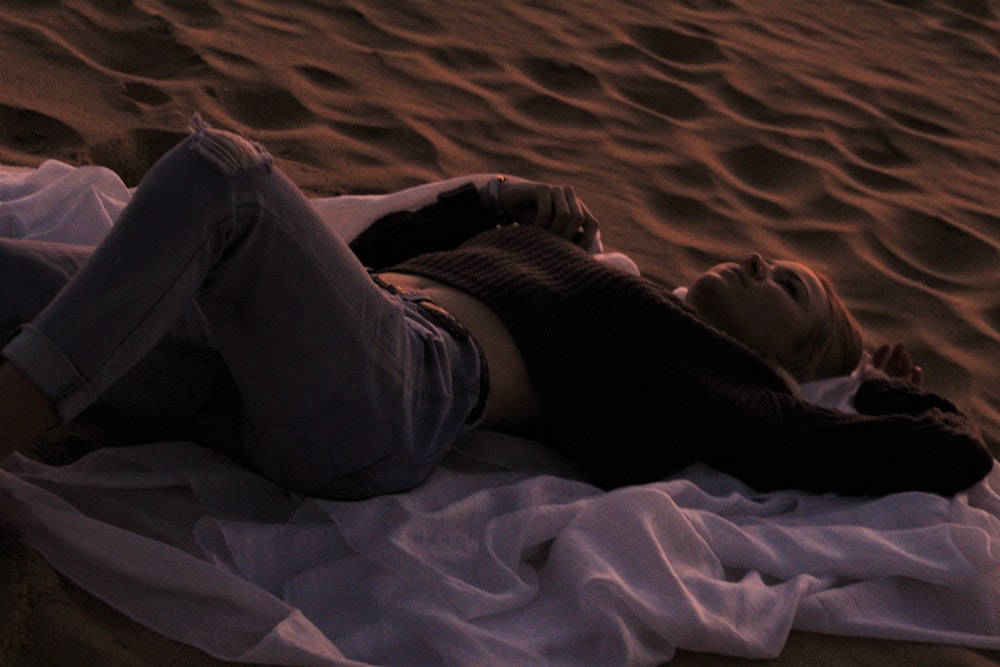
[348,183,500,269]
[854,377,962,415]
[706,383,994,497]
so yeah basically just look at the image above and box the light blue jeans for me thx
[2,117,484,499]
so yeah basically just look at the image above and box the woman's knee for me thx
[186,114,273,176]
[133,114,273,197]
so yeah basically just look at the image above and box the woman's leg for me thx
[1,117,483,498]
[0,240,90,456]
[0,238,241,456]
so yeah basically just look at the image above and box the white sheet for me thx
[1,162,998,666]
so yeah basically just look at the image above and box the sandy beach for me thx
[1,0,999,665]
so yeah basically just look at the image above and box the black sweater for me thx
[349,184,994,496]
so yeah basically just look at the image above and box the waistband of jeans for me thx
[369,271,489,426]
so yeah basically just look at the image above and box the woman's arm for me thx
[348,177,600,269]
[773,341,992,496]
[849,342,970,417]
[708,386,994,497]
[862,342,924,388]
[312,175,502,243]
[348,182,496,269]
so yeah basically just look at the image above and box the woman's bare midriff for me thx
[378,271,545,433]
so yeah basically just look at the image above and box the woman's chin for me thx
[686,274,732,321]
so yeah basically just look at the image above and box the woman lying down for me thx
[0,117,993,500]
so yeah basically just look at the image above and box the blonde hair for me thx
[782,272,864,383]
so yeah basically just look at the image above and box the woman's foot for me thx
[0,361,58,460]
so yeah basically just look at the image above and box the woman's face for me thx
[686,253,830,367]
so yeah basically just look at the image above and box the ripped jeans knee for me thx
[187,113,273,175]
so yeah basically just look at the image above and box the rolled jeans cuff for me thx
[3,323,97,421]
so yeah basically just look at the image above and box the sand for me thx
[0,0,998,665]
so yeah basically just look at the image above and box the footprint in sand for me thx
[0,104,83,155]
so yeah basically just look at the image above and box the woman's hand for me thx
[860,342,924,388]
[483,179,600,249]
